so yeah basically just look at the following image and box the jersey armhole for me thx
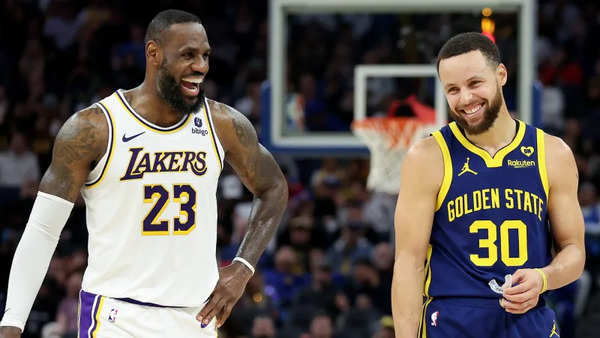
[84,102,115,188]
[536,128,549,200]
[432,131,453,211]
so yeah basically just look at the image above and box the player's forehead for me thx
[162,22,210,52]
[438,50,494,86]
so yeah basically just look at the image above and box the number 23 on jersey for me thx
[142,184,196,235]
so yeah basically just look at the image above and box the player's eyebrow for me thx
[444,76,485,89]
[178,46,211,54]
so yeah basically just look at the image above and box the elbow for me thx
[275,176,288,206]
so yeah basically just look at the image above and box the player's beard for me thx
[157,62,204,115]
[452,83,502,135]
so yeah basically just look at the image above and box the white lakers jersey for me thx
[80,90,223,306]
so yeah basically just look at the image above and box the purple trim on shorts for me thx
[79,290,100,338]
[115,297,184,308]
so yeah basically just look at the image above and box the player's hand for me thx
[500,268,544,314]
[0,326,22,338]
[196,261,253,328]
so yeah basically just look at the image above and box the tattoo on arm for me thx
[223,108,288,267]
[236,147,288,266]
[39,106,107,201]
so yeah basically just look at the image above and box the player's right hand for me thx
[196,262,253,328]
[0,326,22,338]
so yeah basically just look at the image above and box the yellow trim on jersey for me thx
[419,297,433,338]
[92,296,105,338]
[203,100,223,171]
[115,92,192,134]
[536,129,549,199]
[432,132,453,211]
[449,120,526,168]
[86,102,116,189]
[424,244,433,297]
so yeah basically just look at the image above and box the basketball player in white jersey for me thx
[0,9,288,337]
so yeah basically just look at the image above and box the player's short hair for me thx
[144,9,202,45]
[436,32,501,71]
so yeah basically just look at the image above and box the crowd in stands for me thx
[1,0,600,337]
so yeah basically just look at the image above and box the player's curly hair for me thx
[436,32,501,71]
[144,9,202,45]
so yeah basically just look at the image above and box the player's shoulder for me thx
[56,104,109,153]
[63,104,109,135]
[539,130,577,185]
[206,98,257,150]
[542,132,572,156]
[404,135,443,165]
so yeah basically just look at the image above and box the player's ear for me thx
[146,40,163,67]
[496,63,507,86]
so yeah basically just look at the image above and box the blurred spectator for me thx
[263,246,310,314]
[372,315,395,338]
[56,271,83,337]
[0,130,40,204]
[250,314,277,338]
[306,312,337,338]
[581,182,600,284]
[327,220,373,277]
[293,258,341,318]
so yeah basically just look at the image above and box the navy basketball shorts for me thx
[419,297,559,338]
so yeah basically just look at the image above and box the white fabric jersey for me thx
[80,90,223,306]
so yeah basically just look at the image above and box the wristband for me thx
[233,257,255,275]
[534,268,548,294]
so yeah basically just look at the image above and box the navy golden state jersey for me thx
[426,120,551,298]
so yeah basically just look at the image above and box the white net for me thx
[352,117,431,194]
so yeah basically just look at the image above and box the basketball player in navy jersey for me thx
[391,32,585,337]
[0,10,287,337]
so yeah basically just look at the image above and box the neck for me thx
[463,106,516,154]
[126,81,187,127]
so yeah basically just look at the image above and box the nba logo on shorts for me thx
[431,311,439,327]
[108,308,118,323]
[194,117,203,128]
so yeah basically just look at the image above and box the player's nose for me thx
[191,57,209,74]
[458,89,474,107]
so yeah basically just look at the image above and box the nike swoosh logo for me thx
[122,131,145,142]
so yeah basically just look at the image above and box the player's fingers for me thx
[501,298,525,313]
[196,293,219,322]
[216,303,235,328]
[503,289,537,303]
[503,280,529,295]
[201,296,227,327]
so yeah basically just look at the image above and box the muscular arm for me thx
[40,106,108,200]
[542,134,585,289]
[392,137,442,337]
[212,102,288,267]
[0,106,106,336]
[196,102,287,328]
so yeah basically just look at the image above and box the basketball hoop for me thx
[352,116,432,194]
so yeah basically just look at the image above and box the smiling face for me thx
[153,22,211,114]
[438,50,507,134]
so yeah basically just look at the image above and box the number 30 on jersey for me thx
[470,220,528,266]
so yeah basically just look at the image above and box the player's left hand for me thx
[196,262,253,328]
[500,268,544,314]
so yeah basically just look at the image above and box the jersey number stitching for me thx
[469,220,528,266]
[142,184,197,235]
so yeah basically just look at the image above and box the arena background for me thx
[0,0,599,337]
